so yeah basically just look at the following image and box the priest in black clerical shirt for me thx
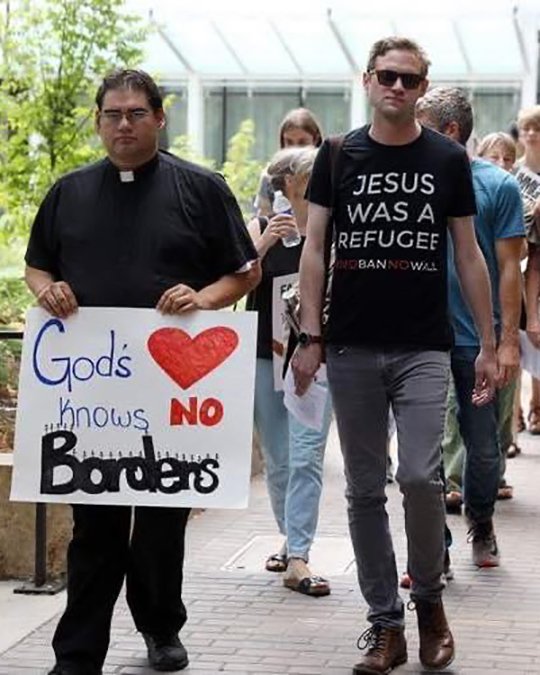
[24,69,260,675]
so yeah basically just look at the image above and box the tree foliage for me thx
[168,134,216,171]
[221,119,263,217]
[170,119,263,220]
[0,0,145,246]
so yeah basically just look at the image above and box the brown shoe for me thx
[413,598,454,670]
[353,624,407,674]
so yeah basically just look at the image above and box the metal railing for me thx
[0,329,65,595]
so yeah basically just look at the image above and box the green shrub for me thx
[170,118,263,221]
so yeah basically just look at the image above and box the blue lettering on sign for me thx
[58,397,150,433]
[32,319,133,393]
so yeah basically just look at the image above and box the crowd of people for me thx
[251,37,540,675]
[21,33,540,675]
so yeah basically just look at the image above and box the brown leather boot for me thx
[414,598,454,670]
[353,624,407,674]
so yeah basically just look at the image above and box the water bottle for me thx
[273,190,301,248]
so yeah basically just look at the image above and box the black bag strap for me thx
[323,133,345,277]
[328,133,345,206]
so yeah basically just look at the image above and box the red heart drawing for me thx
[147,327,239,389]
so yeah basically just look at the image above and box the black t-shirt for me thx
[245,218,304,358]
[308,126,476,350]
[25,151,257,308]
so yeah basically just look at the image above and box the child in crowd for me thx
[477,132,517,172]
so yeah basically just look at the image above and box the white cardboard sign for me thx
[271,272,298,390]
[11,307,257,508]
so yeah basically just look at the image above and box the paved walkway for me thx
[1,421,540,674]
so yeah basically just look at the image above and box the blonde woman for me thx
[246,146,333,596]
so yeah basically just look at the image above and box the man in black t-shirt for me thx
[293,38,497,675]
[25,70,260,675]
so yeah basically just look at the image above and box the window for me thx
[161,87,188,148]
[203,86,349,164]
[471,88,521,140]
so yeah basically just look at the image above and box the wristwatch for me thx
[297,331,322,347]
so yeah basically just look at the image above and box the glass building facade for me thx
[133,2,540,164]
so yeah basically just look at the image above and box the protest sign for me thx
[271,273,298,390]
[513,164,540,239]
[11,307,257,508]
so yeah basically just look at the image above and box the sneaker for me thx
[400,549,453,590]
[468,520,500,568]
[143,633,189,672]
[412,598,454,670]
[505,442,521,459]
[528,407,540,434]
[497,484,514,500]
[445,491,462,515]
[353,624,407,673]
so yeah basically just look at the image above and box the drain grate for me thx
[221,535,356,575]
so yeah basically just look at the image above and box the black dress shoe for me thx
[143,633,189,672]
[48,666,101,675]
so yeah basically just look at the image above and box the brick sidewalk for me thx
[1,423,540,674]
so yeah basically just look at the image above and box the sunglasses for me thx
[370,69,424,90]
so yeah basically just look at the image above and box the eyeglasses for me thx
[369,69,424,90]
[99,108,151,125]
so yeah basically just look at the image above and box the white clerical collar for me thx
[119,170,135,183]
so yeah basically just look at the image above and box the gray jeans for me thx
[327,345,450,628]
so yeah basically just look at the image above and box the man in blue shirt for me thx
[416,87,524,568]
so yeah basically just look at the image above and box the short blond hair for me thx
[477,132,516,162]
[517,105,540,130]
[267,146,318,192]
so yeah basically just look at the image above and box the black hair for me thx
[95,69,163,111]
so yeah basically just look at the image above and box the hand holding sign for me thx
[156,283,202,314]
[37,281,78,319]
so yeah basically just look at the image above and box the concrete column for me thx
[522,33,539,106]
[350,76,367,129]
[187,73,204,155]
[516,8,539,107]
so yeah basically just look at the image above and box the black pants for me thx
[52,504,191,674]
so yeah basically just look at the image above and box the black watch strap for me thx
[298,331,323,347]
